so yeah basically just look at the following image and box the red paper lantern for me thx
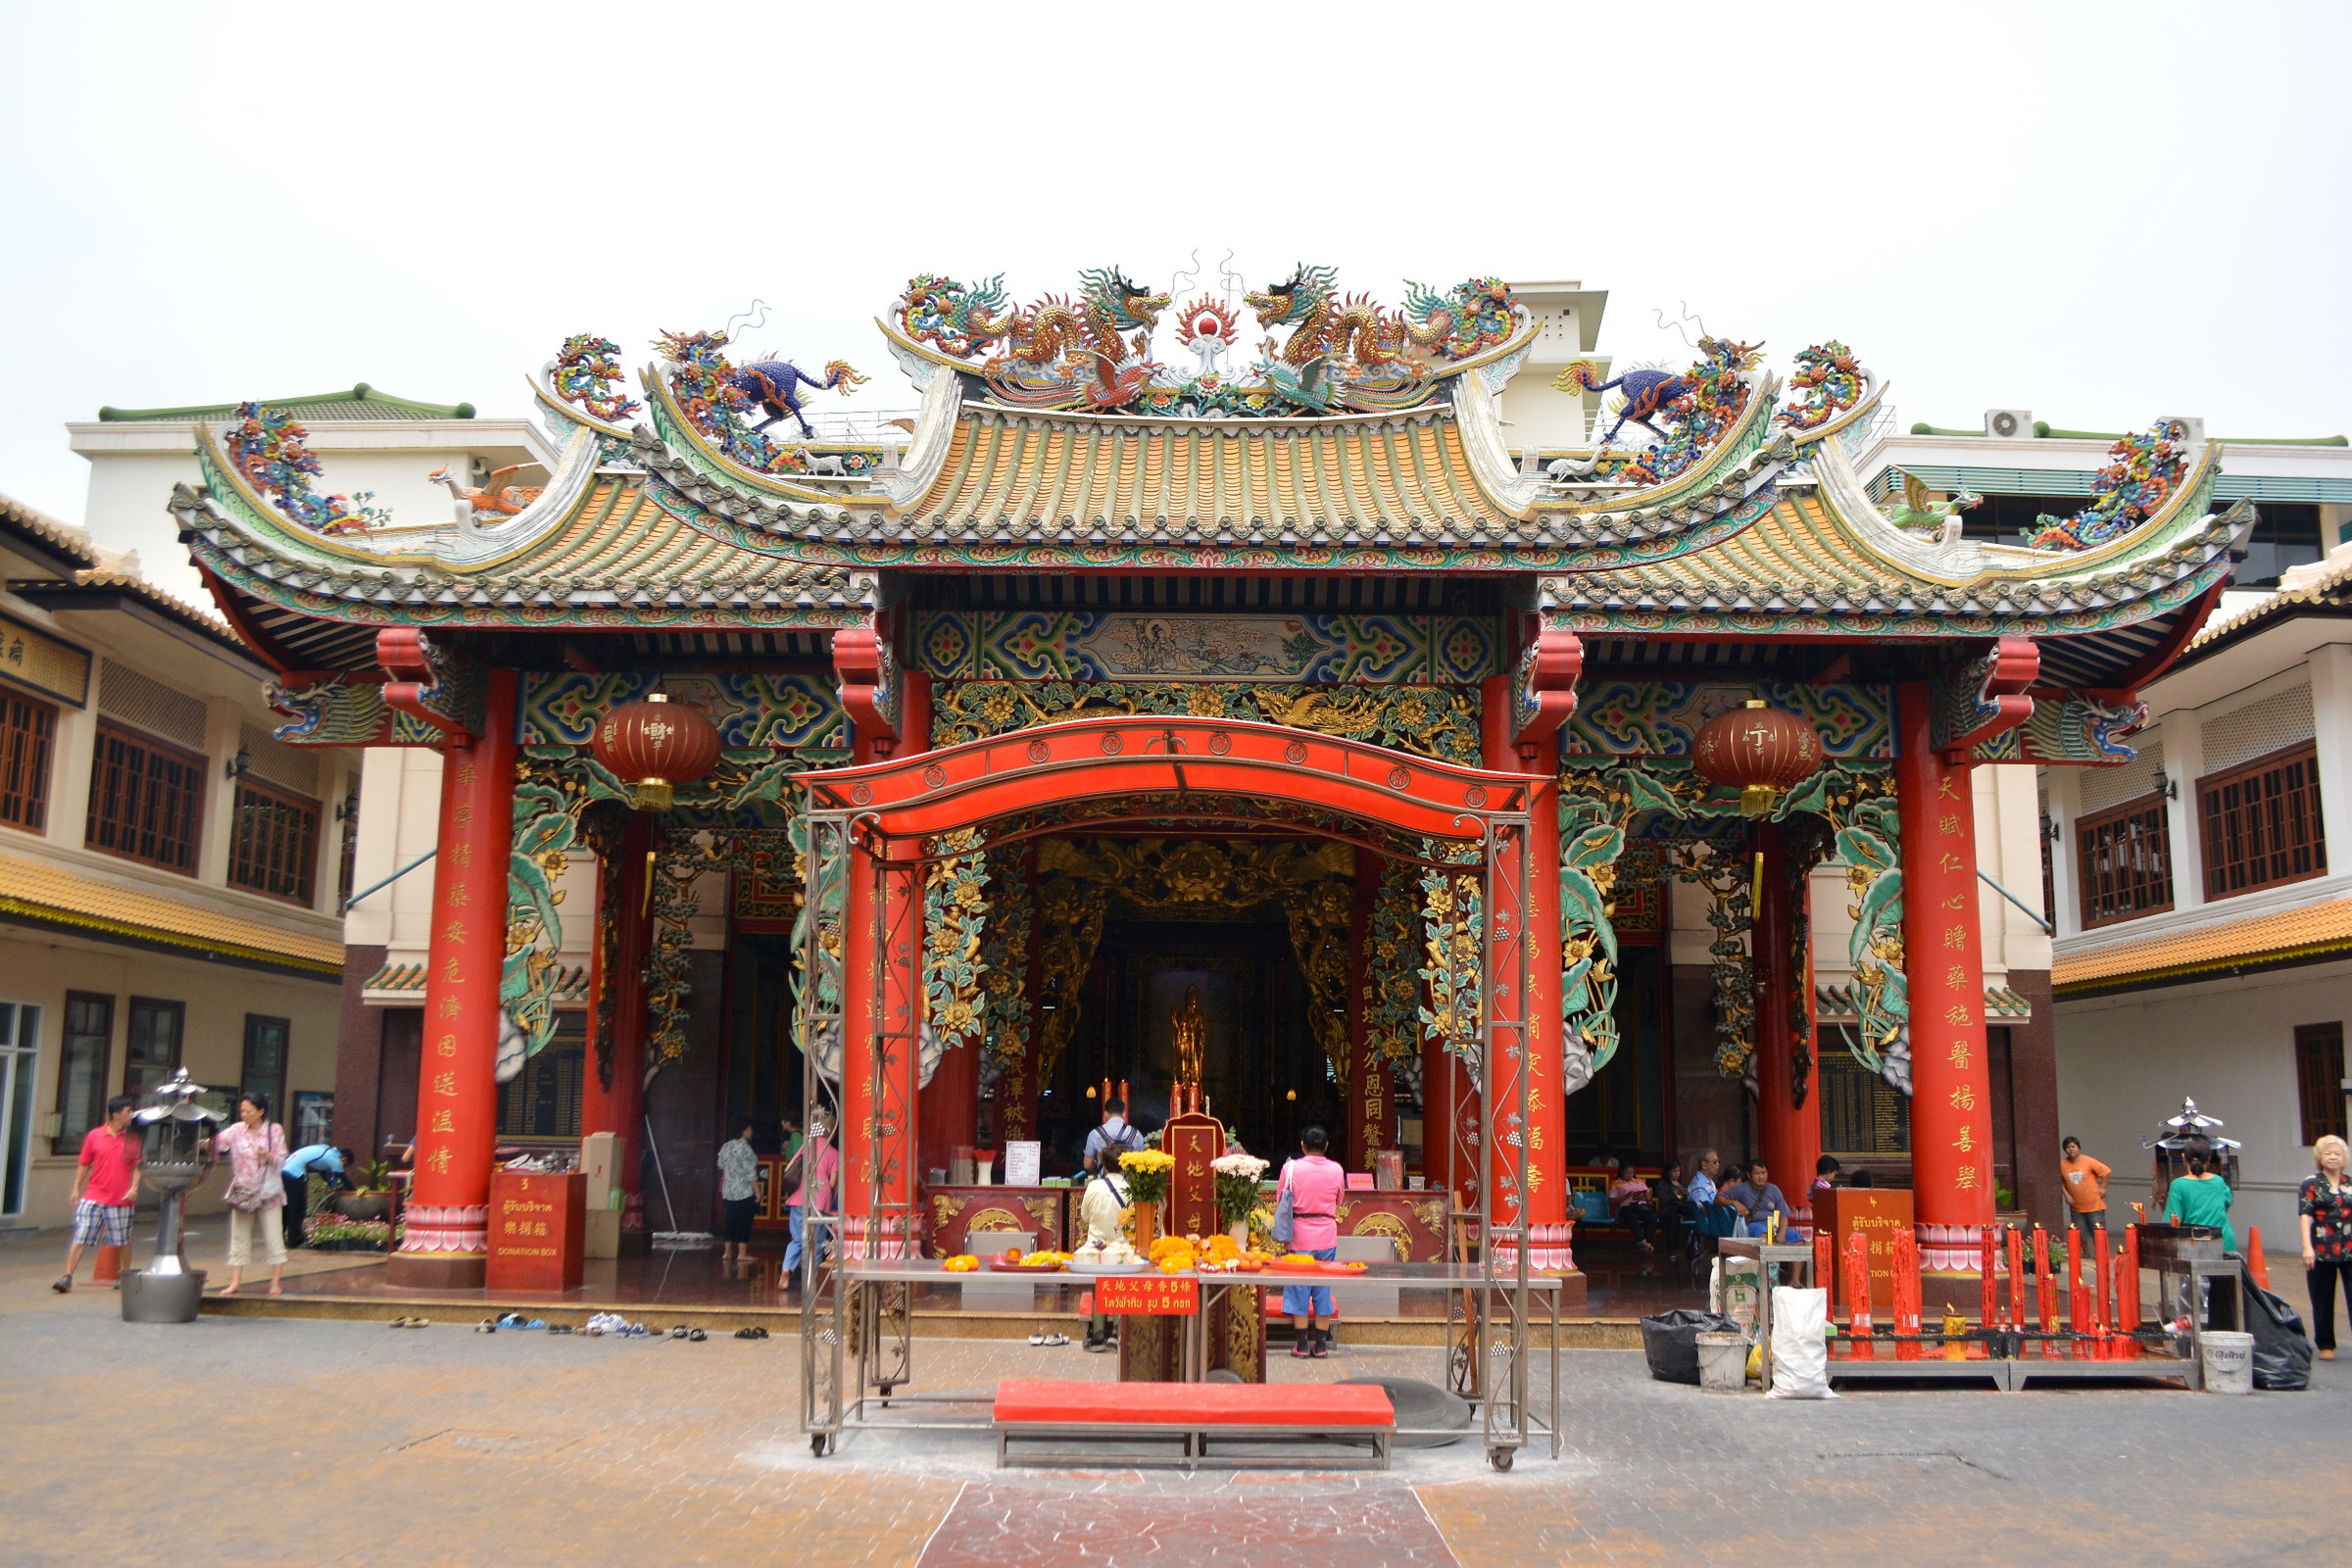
[592,694,720,809]
[1691,700,1824,815]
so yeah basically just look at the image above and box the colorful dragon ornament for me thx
[982,266,1172,410]
[550,333,640,423]
[2031,419,2192,550]
[222,402,389,536]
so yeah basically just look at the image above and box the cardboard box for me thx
[584,1206,622,1260]
[581,1132,624,1209]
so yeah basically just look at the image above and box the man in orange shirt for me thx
[2059,1135,2110,1246]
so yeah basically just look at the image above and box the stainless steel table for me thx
[799,1245,1562,1469]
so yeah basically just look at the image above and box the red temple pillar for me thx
[840,831,920,1250]
[389,669,518,1289]
[581,808,655,1249]
[1345,849,1381,1170]
[1894,681,1996,1283]
[1482,675,1568,1230]
[900,673,979,1183]
[1751,822,1821,1212]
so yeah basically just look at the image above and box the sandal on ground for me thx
[733,1327,758,1340]
[670,1325,690,1340]
[525,1319,546,1330]
[475,1318,498,1334]
[1043,1333,1070,1347]
[545,1323,572,1335]
[1028,1331,1047,1346]
[52,1276,72,1294]
[688,1328,708,1342]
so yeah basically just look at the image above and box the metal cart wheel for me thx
[1488,1446,1513,1472]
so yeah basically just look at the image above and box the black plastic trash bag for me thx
[1641,1308,1744,1385]
[2241,1273,2312,1391]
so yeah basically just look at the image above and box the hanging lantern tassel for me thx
[1691,700,1826,817]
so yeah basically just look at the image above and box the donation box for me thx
[1815,1187,1913,1317]
[487,1170,586,1292]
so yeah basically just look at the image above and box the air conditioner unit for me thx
[1984,409,2032,439]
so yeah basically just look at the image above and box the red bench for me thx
[992,1378,1395,1471]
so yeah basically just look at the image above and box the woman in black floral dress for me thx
[2299,1134,2351,1359]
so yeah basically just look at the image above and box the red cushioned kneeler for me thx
[993,1378,1393,1427]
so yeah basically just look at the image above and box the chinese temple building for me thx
[167,266,2247,1287]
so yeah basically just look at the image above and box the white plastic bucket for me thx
[1697,1331,1749,1394]
[2200,1331,2254,1395]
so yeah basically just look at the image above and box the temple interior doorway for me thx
[1565,945,1668,1164]
[725,931,804,1154]
[1039,914,1328,1174]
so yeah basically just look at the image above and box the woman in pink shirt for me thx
[1277,1126,1347,1358]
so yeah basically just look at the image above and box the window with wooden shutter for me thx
[0,691,56,833]
[84,723,204,873]
[2200,743,2328,900]
[2075,794,2174,929]
[2296,1022,2346,1147]
[226,780,318,905]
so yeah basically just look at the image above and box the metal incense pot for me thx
[121,1069,225,1323]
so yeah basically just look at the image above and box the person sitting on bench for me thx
[1609,1163,1657,1252]
[1718,1159,1792,1239]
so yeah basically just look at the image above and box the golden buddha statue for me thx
[1172,984,1207,1092]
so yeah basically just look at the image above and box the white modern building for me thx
[1856,411,2352,1251]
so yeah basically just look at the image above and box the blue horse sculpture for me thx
[728,358,868,438]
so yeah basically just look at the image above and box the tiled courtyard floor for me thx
[4,1229,2345,1567]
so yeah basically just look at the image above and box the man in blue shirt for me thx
[280,1145,353,1250]
[1687,1150,1722,1210]
[1082,1100,1144,1175]
[1718,1160,1793,1239]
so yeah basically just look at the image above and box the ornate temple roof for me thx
[165,270,2255,697]
[901,402,1519,544]
[172,424,870,673]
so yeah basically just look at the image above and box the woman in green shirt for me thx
[2165,1144,2237,1252]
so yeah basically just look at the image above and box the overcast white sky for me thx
[3,1,2348,564]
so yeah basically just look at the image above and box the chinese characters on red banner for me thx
[1094,1273,1201,1315]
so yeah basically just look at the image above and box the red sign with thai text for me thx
[486,1170,585,1292]
[1094,1272,1200,1316]
[1815,1187,1913,1316]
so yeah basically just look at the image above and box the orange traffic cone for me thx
[92,1244,123,1285]
[2245,1226,2271,1293]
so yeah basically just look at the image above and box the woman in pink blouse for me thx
[214,1093,288,1298]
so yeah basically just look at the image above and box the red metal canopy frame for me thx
[792,714,1543,1459]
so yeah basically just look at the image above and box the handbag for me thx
[1270,1171,1297,1249]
